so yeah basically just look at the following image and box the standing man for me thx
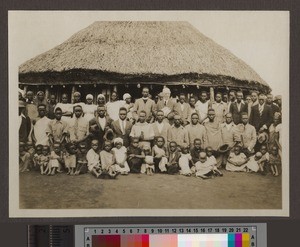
[132,87,156,123]
[174,93,191,126]
[266,93,280,116]
[185,113,207,149]
[31,104,51,146]
[19,100,32,144]
[195,91,209,123]
[235,112,257,156]
[68,105,90,146]
[211,92,227,124]
[167,114,189,147]
[56,93,73,122]
[227,90,237,113]
[25,90,39,122]
[230,91,248,125]
[130,110,155,148]
[156,87,175,117]
[73,92,85,109]
[187,96,199,123]
[106,91,124,121]
[248,91,259,116]
[151,110,170,146]
[47,94,57,119]
[204,109,222,152]
[249,94,273,132]
[111,107,133,147]
[89,105,113,147]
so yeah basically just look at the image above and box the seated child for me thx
[26,141,35,170]
[206,147,223,176]
[127,137,145,173]
[33,144,43,170]
[39,145,50,175]
[141,145,155,175]
[86,139,102,178]
[19,142,31,173]
[100,141,119,179]
[64,142,77,175]
[48,142,63,175]
[75,142,89,175]
[190,139,202,164]
[166,141,180,175]
[245,152,261,173]
[269,146,281,176]
[152,136,168,173]
[195,152,214,179]
[226,145,249,172]
[112,138,130,175]
[178,143,194,176]
[258,144,270,175]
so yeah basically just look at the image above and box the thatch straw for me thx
[19,21,269,90]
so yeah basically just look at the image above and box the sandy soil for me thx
[19,170,281,209]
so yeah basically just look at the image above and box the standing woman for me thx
[97,94,106,107]
[84,94,97,122]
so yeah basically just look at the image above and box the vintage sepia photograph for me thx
[9,11,289,217]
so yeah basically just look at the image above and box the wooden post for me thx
[23,86,28,94]
[45,86,50,101]
[71,86,76,104]
[113,85,117,93]
[210,87,215,102]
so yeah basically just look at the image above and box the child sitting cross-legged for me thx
[39,145,50,175]
[86,139,102,178]
[166,141,180,175]
[226,145,249,172]
[195,152,214,179]
[152,136,168,173]
[75,142,89,175]
[112,138,130,175]
[100,141,119,179]
[127,137,145,173]
[64,142,77,175]
[245,152,261,173]
[33,144,43,171]
[258,144,270,175]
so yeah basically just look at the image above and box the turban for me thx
[123,93,131,100]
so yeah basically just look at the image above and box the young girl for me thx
[152,136,168,173]
[64,142,77,175]
[206,147,223,176]
[48,142,63,175]
[75,142,89,175]
[269,146,281,176]
[226,145,249,172]
[100,141,119,179]
[166,141,180,175]
[127,137,145,173]
[195,152,214,179]
[178,144,194,176]
[39,145,50,175]
[258,145,270,175]
[141,145,155,175]
[86,139,102,178]
[112,138,130,175]
[245,152,261,173]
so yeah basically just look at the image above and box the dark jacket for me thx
[249,104,273,131]
[89,116,113,147]
[111,119,133,147]
[229,101,248,124]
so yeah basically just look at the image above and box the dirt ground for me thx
[19,169,282,209]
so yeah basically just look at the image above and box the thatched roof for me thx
[19,21,270,92]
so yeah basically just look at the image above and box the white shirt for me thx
[19,113,26,130]
[106,101,124,121]
[180,103,184,111]
[34,116,51,145]
[156,121,164,134]
[195,100,209,122]
[98,117,106,130]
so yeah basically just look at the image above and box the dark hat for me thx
[218,144,230,153]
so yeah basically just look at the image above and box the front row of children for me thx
[21,136,281,179]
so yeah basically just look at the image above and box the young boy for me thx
[127,137,145,173]
[99,141,119,179]
[75,142,88,175]
[190,139,202,164]
[258,144,270,175]
[166,141,181,175]
[86,139,102,178]
[46,107,69,146]
[195,152,214,179]
[206,147,223,176]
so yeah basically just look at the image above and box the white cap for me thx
[97,94,105,99]
[123,93,131,100]
[162,87,171,94]
[86,94,93,100]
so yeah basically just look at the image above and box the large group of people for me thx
[18,86,282,179]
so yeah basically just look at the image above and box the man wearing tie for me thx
[132,87,156,123]
[111,107,133,147]
[230,91,248,124]
[249,94,273,132]
[156,87,176,117]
